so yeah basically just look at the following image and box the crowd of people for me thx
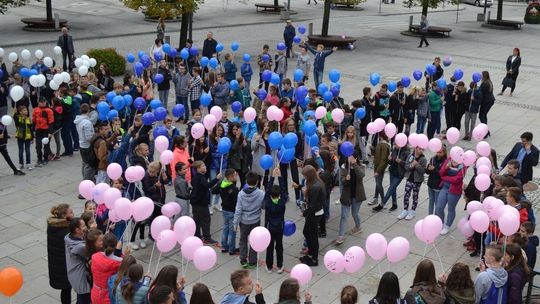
[0,21,537,304]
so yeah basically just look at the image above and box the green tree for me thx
[0,0,41,14]
[402,0,457,17]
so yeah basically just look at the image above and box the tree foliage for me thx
[122,0,203,18]
[0,0,41,14]
[402,0,458,16]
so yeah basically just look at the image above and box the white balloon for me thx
[21,49,31,61]
[43,57,53,68]
[35,50,44,59]
[61,72,70,83]
[53,46,62,55]
[79,66,89,76]
[37,74,46,86]
[53,73,63,85]
[81,55,90,61]
[0,48,4,57]
[42,137,50,145]
[74,58,83,68]
[9,85,24,101]
[89,58,97,68]
[1,115,13,126]
[49,80,59,90]
[8,52,18,62]
[29,75,38,87]
[82,59,90,67]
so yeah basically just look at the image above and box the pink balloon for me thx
[428,138,442,153]
[79,180,95,200]
[386,237,410,263]
[249,226,271,252]
[135,165,146,181]
[476,141,491,157]
[210,106,223,121]
[115,198,133,221]
[408,133,418,147]
[244,107,257,123]
[151,215,172,239]
[315,106,326,119]
[344,246,366,273]
[490,199,504,221]
[446,127,460,144]
[191,122,205,139]
[107,163,123,180]
[267,105,279,121]
[466,200,482,215]
[472,123,489,141]
[470,210,490,233]
[422,215,443,244]
[324,250,346,273]
[374,118,386,132]
[181,236,203,261]
[156,229,177,253]
[482,196,499,220]
[366,122,378,135]
[495,205,519,223]
[274,108,284,121]
[449,146,464,163]
[93,183,111,205]
[155,136,170,153]
[474,173,491,192]
[203,114,217,130]
[416,134,429,149]
[414,220,429,243]
[395,133,408,148]
[458,219,475,237]
[133,197,155,222]
[103,187,122,209]
[384,123,397,139]
[170,202,181,215]
[174,216,196,244]
[477,165,491,176]
[365,233,387,261]
[476,156,491,168]
[290,264,312,286]
[499,213,520,236]
[331,108,344,124]
[462,150,477,167]
[160,150,174,165]
[193,246,217,271]
[124,166,138,183]
[161,203,179,218]
[109,209,121,223]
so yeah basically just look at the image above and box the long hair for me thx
[278,278,300,301]
[489,148,498,170]
[150,265,179,301]
[340,285,358,304]
[445,263,474,293]
[374,272,401,304]
[505,244,530,277]
[121,264,143,303]
[85,229,103,260]
[320,149,335,173]
[210,124,225,146]
[102,233,118,256]
[481,71,493,92]
[302,165,321,202]
[513,47,520,57]
[114,255,137,295]
[189,283,215,304]
[228,122,244,143]
[342,125,356,146]
[412,260,441,295]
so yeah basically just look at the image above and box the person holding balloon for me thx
[171,135,191,183]
[228,122,250,186]
[251,119,271,187]
[294,45,311,84]
[398,146,427,221]
[190,160,220,245]
[209,124,227,212]
[435,157,466,235]
[221,269,265,304]
[369,272,406,304]
[462,81,481,141]
[141,161,167,235]
[389,82,407,134]
[426,81,443,139]
[276,278,312,304]
[304,43,338,89]
[478,71,495,138]
[224,53,238,83]
[300,165,326,266]
[257,44,273,91]
[372,144,409,213]
[141,69,154,101]
[404,259,447,303]
[264,167,288,273]
[371,132,390,206]
[241,59,254,92]
[189,67,204,117]
[425,145,447,215]
[32,97,54,167]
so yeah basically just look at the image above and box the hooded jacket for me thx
[64,233,91,294]
[220,292,265,304]
[32,106,54,131]
[404,151,427,183]
[74,114,95,149]
[507,265,527,304]
[525,235,539,270]
[220,179,240,213]
[444,288,475,304]
[404,281,446,304]
[264,177,287,233]
[474,267,508,303]
[47,217,71,290]
[234,186,265,227]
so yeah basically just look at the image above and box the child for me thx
[14,105,33,170]
[240,59,253,91]
[186,109,202,145]
[142,161,167,241]
[190,161,219,245]
[400,146,427,222]
[264,168,287,273]
[232,77,251,109]
[60,87,75,156]
[220,269,265,304]
[234,171,265,268]
[371,132,390,206]
[280,78,294,101]
[84,200,97,215]
[110,177,127,241]
[520,221,538,270]
[174,162,191,217]
[265,85,279,106]
[50,97,63,160]
[223,53,237,83]
[32,97,54,166]
[474,245,508,303]
[415,88,429,134]
[219,169,240,255]
[0,122,25,176]
[425,146,447,215]
[278,97,292,130]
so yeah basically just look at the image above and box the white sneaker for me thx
[397,210,408,220]
[277,266,284,274]
[266,267,273,274]
[130,242,139,250]
[440,225,450,235]
[368,199,378,206]
[26,164,33,170]
[209,207,214,215]
[140,240,147,249]
[214,205,222,212]
[335,200,341,205]
[405,210,416,220]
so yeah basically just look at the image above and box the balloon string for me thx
[154,252,163,277]
[126,219,136,248]
[199,271,202,283]
[256,252,259,283]
[377,263,382,276]
[480,234,484,263]
[148,242,156,272]
[433,244,445,274]
[422,243,428,259]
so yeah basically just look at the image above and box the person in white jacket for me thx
[74,104,95,184]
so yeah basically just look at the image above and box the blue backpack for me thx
[481,282,508,304]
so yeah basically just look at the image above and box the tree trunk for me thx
[46,0,53,21]
[179,12,190,49]
[322,0,331,36]
[497,0,503,20]
[274,0,279,6]
[422,3,428,16]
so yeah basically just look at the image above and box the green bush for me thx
[524,2,540,24]
[87,48,126,76]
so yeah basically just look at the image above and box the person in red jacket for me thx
[32,97,54,166]
[486,187,529,247]
[435,158,466,235]
[90,233,127,304]
[279,97,292,130]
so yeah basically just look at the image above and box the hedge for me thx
[87,48,126,76]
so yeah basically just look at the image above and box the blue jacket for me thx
[220,292,265,304]
[212,81,230,106]
[31,63,50,75]
[232,117,257,141]
[210,139,228,170]
[283,25,296,44]
[115,280,149,304]
[241,63,253,82]
[305,44,333,72]
[264,177,287,233]
[224,60,237,82]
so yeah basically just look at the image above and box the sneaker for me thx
[405,210,416,220]
[229,248,240,255]
[368,199,378,206]
[389,204,398,211]
[318,232,326,238]
[19,164,24,170]
[440,225,450,235]
[35,162,43,168]
[78,194,85,200]
[335,200,340,205]
[26,164,33,170]
[470,251,479,257]
[53,156,61,160]
[140,241,147,249]
[277,266,284,274]
[240,260,248,267]
[214,205,222,212]
[372,204,383,212]
[350,227,362,235]
[130,242,139,250]
[266,267,273,274]
[243,263,256,269]
[300,256,318,267]
[335,237,345,245]
[221,248,229,253]
[203,238,218,245]
[209,207,214,215]
[14,170,25,176]
[397,210,408,220]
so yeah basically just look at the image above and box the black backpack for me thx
[87,135,102,169]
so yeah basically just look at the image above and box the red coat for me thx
[90,252,121,304]
[32,106,54,131]
[279,106,292,129]
[438,159,466,195]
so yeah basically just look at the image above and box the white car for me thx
[461,0,493,7]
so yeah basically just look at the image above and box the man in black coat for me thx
[202,31,218,59]
[283,20,296,58]
[501,132,540,184]
[57,27,75,72]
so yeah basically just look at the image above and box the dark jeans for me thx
[61,120,74,155]
[266,230,284,268]
[76,293,91,304]
[280,161,300,201]
[373,173,385,202]
[80,148,96,181]
[285,42,293,58]
[419,34,429,47]
[35,130,51,162]
[479,101,494,125]
[191,98,200,114]
[130,221,146,242]
[303,214,321,260]
[62,52,74,72]
[17,139,31,165]
[239,222,259,264]
[0,145,18,172]
[427,110,441,139]
[381,174,402,206]
[60,288,71,304]
[176,96,189,121]
[71,121,80,149]
[192,204,211,240]
[258,73,269,91]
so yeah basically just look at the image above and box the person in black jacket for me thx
[202,31,218,60]
[501,132,540,185]
[452,81,470,131]
[425,145,447,215]
[478,71,495,138]
[425,57,444,90]
[300,165,326,266]
[190,160,219,244]
[498,48,521,97]
[0,122,25,175]
[389,82,406,133]
[47,203,74,304]
[157,59,172,108]
[57,27,75,72]
[283,20,296,58]
[219,169,240,255]
[142,161,167,244]
[264,168,287,273]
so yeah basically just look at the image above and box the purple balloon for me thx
[168,48,178,58]
[189,46,199,56]
[134,97,146,111]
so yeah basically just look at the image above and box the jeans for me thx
[357,135,368,161]
[266,229,284,268]
[464,111,477,136]
[159,90,170,109]
[303,214,321,260]
[428,187,440,215]
[76,293,91,304]
[71,120,80,149]
[338,198,362,237]
[239,222,259,264]
[52,130,61,156]
[35,130,51,163]
[313,70,324,89]
[427,110,441,139]
[62,52,74,72]
[479,101,493,125]
[416,116,427,134]
[176,96,189,121]
[61,120,74,155]
[435,184,462,227]
[381,174,402,206]
[17,139,31,165]
[221,211,236,253]
[373,173,385,202]
[80,148,96,181]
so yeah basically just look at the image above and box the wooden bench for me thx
[21,18,68,31]
[409,24,452,37]
[486,19,524,29]
[255,3,284,12]
[332,1,357,8]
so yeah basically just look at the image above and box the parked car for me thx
[461,0,493,7]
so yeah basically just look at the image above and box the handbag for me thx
[502,75,515,88]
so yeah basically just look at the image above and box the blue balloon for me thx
[154,106,168,121]
[231,101,242,113]
[268,131,283,150]
[436,78,447,90]
[294,69,304,82]
[270,73,280,86]
[134,97,146,111]
[29,69,38,76]
[330,86,340,98]
[150,99,162,110]
[231,42,239,52]
[99,112,108,122]
[168,48,178,58]
[283,220,296,236]
[278,147,295,164]
[302,120,316,136]
[425,64,436,76]
[189,46,199,56]
[256,89,267,101]
[318,83,329,95]
[355,107,366,119]
[230,80,239,91]
[126,53,136,63]
[141,59,151,69]
[413,69,423,81]
[180,48,189,60]
[328,69,340,83]
[0,70,3,79]
[142,112,155,126]
[298,25,306,34]
[97,101,110,114]
[106,91,117,103]
[303,110,315,120]
[388,81,397,93]
[323,91,333,102]
[134,62,144,77]
[200,56,209,67]
[308,134,319,147]
[112,96,125,110]
[262,54,270,62]
[218,137,232,154]
[242,54,251,62]
[216,43,224,53]
[472,72,481,83]
[259,154,273,170]
[299,96,309,109]
[154,51,163,62]
[277,42,286,51]
[172,104,185,118]
[453,69,464,81]
[107,109,119,120]
[209,58,218,69]
[137,51,145,59]
[154,73,164,84]
[123,94,133,106]
[295,86,308,101]
[332,82,341,90]
[200,93,212,107]
[340,141,354,157]
[261,70,272,82]
[370,73,380,86]
[283,132,298,149]
[163,43,171,54]
[20,68,30,78]
[293,36,302,44]
[401,76,411,88]
[153,125,167,138]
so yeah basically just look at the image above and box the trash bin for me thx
[477,13,485,21]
